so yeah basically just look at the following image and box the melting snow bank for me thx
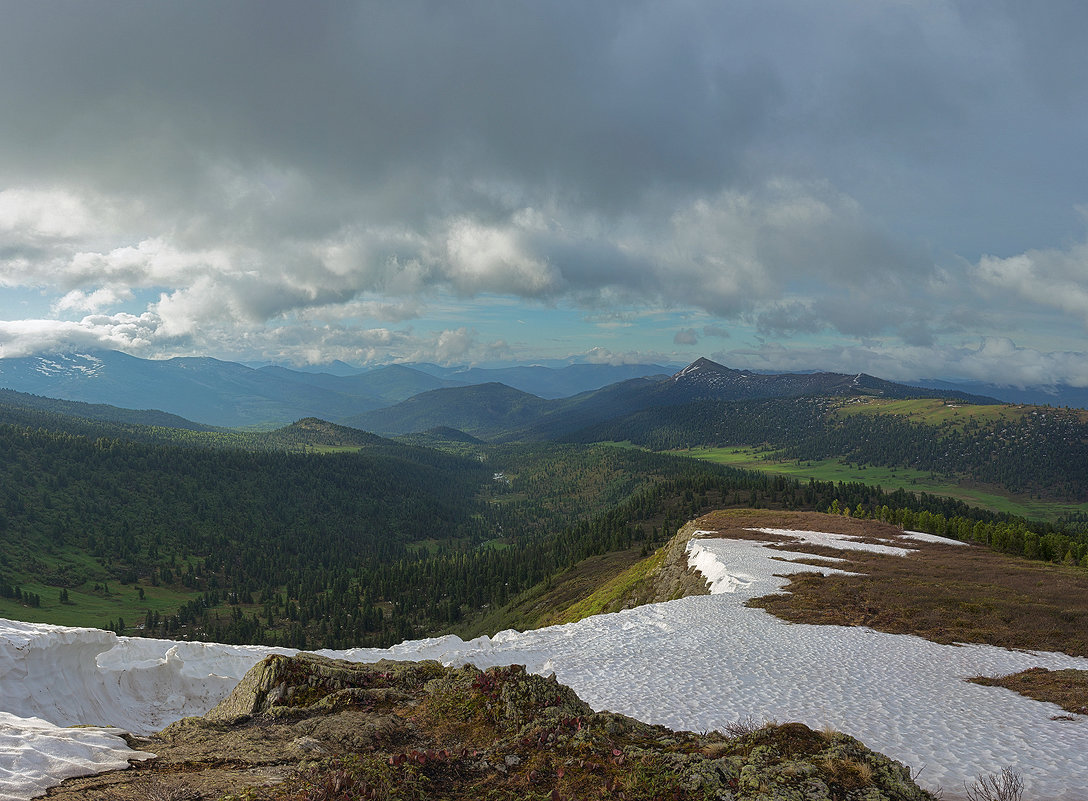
[0,713,153,801]
[3,530,1088,800]
[0,619,289,734]
[0,620,292,800]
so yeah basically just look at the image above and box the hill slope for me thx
[567,394,1088,502]
[415,361,674,398]
[0,387,216,431]
[342,382,553,435]
[258,363,467,405]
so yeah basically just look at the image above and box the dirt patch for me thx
[693,508,908,541]
[969,667,1088,717]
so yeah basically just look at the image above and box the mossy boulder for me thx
[202,652,443,724]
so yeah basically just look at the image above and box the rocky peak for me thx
[672,357,737,381]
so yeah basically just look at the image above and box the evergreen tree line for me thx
[0,584,41,606]
[144,466,1085,651]
[831,501,1088,567]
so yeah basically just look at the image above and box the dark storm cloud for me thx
[756,303,822,338]
[0,2,768,221]
[0,2,1087,382]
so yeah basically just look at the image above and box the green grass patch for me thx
[26,545,113,586]
[546,546,668,626]
[404,538,446,555]
[480,492,528,506]
[298,444,367,454]
[1,542,208,630]
[0,579,201,630]
[676,446,1088,522]
[474,538,513,551]
[830,397,1062,429]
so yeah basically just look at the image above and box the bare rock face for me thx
[44,653,938,801]
[643,521,715,603]
[199,652,419,724]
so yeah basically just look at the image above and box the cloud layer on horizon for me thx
[1,1,1087,384]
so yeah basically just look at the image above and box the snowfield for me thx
[3,529,1087,800]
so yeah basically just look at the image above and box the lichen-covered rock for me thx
[203,652,442,724]
[722,722,932,801]
[45,655,939,801]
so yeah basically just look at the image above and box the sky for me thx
[1,1,1087,385]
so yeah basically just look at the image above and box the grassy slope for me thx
[0,576,199,629]
[831,396,1088,428]
[452,546,651,638]
[678,445,1088,521]
[593,397,1088,518]
[543,545,670,626]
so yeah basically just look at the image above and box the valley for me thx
[5,6,1088,796]
[2,356,1088,650]
[3,355,1088,799]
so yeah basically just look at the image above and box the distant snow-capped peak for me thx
[673,357,730,379]
[671,357,746,388]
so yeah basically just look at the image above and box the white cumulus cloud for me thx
[976,239,1088,325]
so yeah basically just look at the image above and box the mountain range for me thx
[0,351,1003,433]
[343,357,998,438]
[0,351,672,428]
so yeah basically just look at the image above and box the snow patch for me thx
[750,527,918,557]
[0,622,288,736]
[901,530,968,546]
[31,354,103,379]
[0,713,153,801]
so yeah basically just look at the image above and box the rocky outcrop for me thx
[43,652,938,800]
[638,520,715,603]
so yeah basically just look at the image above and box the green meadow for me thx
[677,445,1088,522]
[0,578,203,631]
[832,397,1088,428]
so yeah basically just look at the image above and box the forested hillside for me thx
[5,411,1088,651]
[0,425,488,637]
[0,417,797,648]
[4,378,1088,653]
[0,392,403,453]
[568,397,1088,501]
[0,388,216,430]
